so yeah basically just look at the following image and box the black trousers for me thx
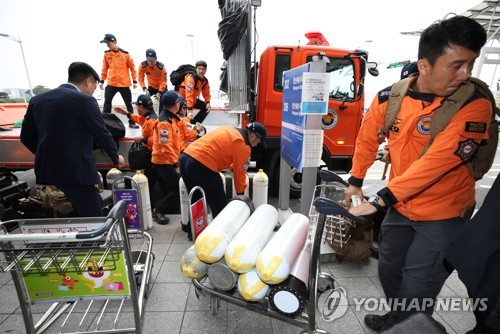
[57,184,103,217]
[378,207,469,318]
[179,153,227,218]
[154,164,180,214]
[191,99,210,124]
[103,86,135,124]
[146,86,159,96]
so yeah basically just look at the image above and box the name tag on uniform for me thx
[465,122,486,133]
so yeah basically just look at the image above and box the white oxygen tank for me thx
[179,177,189,231]
[180,245,209,279]
[238,268,270,301]
[132,170,153,230]
[195,196,254,264]
[256,213,309,285]
[232,173,249,198]
[106,168,123,189]
[224,204,277,273]
[268,241,312,317]
[252,169,268,208]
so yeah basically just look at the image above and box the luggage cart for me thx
[111,175,155,301]
[191,171,367,333]
[0,199,153,334]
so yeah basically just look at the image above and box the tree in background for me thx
[0,91,8,102]
[32,85,50,95]
[0,91,24,103]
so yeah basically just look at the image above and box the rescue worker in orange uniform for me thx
[179,122,267,226]
[344,16,490,331]
[114,94,159,210]
[99,33,139,128]
[151,91,182,224]
[138,48,167,101]
[177,95,205,152]
[178,60,211,124]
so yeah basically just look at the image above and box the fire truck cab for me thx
[244,45,376,196]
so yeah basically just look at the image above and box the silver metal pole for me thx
[18,39,33,96]
[0,33,33,97]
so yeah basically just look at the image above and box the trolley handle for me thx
[75,200,127,240]
[319,169,348,186]
[313,197,366,225]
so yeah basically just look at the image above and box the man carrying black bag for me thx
[114,94,159,212]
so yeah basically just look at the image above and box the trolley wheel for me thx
[317,272,336,294]
[209,295,220,315]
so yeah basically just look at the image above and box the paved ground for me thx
[0,214,479,334]
[0,137,498,333]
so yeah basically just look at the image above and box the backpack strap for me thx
[419,80,476,157]
[378,77,413,144]
[470,77,500,118]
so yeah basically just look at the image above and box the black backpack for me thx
[94,113,126,150]
[170,64,196,91]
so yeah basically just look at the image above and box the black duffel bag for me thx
[128,141,151,170]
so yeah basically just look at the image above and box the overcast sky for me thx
[0,0,483,101]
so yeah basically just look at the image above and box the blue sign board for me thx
[281,63,310,172]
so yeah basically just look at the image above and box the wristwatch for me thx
[369,196,384,211]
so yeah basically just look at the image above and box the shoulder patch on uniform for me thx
[104,50,111,53]
[119,48,129,54]
[454,138,479,160]
[465,121,487,133]
[141,61,148,67]
[156,62,164,69]
[377,85,393,104]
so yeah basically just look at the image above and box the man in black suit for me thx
[20,62,125,217]
[446,173,500,333]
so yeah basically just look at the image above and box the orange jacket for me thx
[350,79,491,220]
[184,126,250,193]
[138,61,167,93]
[101,49,137,87]
[129,110,158,150]
[151,111,181,165]
[178,117,199,152]
[178,74,210,108]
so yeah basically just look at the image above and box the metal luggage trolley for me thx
[110,175,155,302]
[191,170,366,333]
[0,199,153,334]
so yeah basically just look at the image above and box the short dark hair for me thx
[68,62,100,84]
[418,15,486,66]
[195,60,207,68]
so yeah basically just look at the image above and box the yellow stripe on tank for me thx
[256,255,285,284]
[195,233,223,263]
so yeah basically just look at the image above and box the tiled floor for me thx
[0,214,477,334]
